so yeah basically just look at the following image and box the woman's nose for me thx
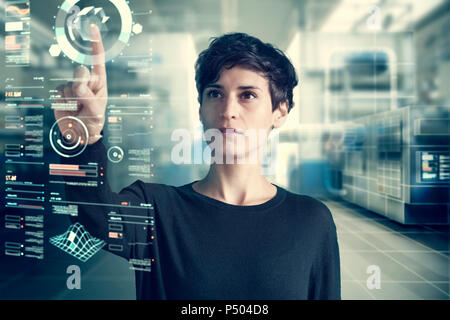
[221,95,239,119]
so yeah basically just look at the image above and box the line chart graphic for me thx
[49,223,106,262]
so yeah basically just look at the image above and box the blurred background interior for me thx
[0,0,449,299]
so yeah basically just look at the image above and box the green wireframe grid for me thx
[49,223,106,262]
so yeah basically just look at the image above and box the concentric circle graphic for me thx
[50,116,89,158]
[107,146,124,163]
[55,0,132,65]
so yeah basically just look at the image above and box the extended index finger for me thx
[89,24,106,91]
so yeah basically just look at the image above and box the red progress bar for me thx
[49,164,79,170]
[6,45,21,50]
[50,170,86,176]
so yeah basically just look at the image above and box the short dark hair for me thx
[195,32,298,113]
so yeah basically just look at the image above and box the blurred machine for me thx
[335,105,449,225]
[325,6,450,225]
[278,3,450,225]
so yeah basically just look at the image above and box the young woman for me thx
[55,26,341,299]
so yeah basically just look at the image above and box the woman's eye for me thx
[241,91,257,100]
[206,90,222,99]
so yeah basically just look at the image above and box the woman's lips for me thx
[219,128,244,135]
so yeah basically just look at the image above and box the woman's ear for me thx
[272,101,288,129]
[198,107,203,124]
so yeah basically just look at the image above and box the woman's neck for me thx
[192,163,277,206]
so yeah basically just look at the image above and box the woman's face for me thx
[199,66,287,163]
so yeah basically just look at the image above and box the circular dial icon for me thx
[50,116,89,158]
[54,0,133,65]
[107,146,124,163]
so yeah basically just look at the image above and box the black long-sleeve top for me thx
[61,139,341,300]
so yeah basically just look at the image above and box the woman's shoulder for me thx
[122,180,179,198]
[282,189,336,229]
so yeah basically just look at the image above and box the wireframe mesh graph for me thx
[49,223,106,262]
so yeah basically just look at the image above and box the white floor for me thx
[323,199,450,300]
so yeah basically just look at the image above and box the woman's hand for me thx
[53,25,108,145]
